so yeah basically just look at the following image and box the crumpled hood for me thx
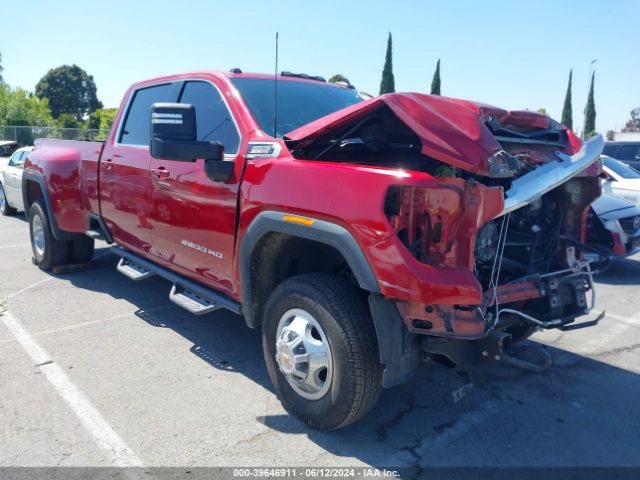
[284,93,578,176]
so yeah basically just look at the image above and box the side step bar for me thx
[169,284,218,315]
[117,257,155,281]
[112,247,242,316]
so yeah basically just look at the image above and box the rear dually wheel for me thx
[29,201,70,270]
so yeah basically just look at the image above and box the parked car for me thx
[23,69,603,429]
[0,140,20,159]
[603,141,640,170]
[601,155,640,206]
[0,146,31,215]
[586,193,640,266]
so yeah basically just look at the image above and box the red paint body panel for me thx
[236,156,504,306]
[27,139,104,233]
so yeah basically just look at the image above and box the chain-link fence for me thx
[0,125,111,146]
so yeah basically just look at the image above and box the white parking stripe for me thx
[1,243,31,248]
[7,277,54,299]
[1,310,144,467]
[592,309,640,327]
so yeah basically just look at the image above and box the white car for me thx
[601,155,640,206]
[0,146,32,215]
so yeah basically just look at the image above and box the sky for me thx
[1,0,637,134]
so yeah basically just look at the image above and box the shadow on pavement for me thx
[56,247,640,469]
[595,256,640,286]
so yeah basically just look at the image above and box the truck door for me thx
[99,82,180,255]
[148,80,243,296]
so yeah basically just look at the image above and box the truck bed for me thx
[26,138,106,233]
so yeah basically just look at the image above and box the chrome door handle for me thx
[151,167,170,179]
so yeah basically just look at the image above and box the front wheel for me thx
[262,273,382,430]
[29,201,69,270]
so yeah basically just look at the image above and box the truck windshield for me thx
[231,78,364,138]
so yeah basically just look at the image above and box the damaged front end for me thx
[285,92,604,371]
[391,135,605,371]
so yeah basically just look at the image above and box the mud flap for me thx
[368,294,420,388]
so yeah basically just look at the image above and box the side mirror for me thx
[150,103,233,182]
[150,103,223,161]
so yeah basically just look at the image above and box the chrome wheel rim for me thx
[32,214,46,257]
[0,186,5,210]
[275,308,333,400]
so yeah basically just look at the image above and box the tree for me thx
[84,108,117,140]
[35,64,103,120]
[328,74,350,84]
[57,113,81,128]
[0,83,54,126]
[583,71,596,139]
[87,108,117,130]
[430,59,441,95]
[0,83,55,144]
[561,69,573,129]
[379,33,395,95]
[606,130,615,141]
[537,108,547,115]
[622,107,640,133]
[0,52,4,83]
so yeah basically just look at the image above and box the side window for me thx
[603,145,618,157]
[8,151,24,166]
[119,83,176,146]
[179,81,240,155]
[617,145,640,161]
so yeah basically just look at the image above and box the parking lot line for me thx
[1,243,31,249]
[6,277,54,299]
[595,309,640,327]
[1,310,144,468]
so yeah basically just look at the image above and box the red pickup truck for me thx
[23,70,604,429]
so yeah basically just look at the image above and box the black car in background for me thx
[604,141,640,170]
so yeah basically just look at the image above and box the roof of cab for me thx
[128,70,350,90]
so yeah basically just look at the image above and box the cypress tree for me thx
[430,59,441,95]
[379,33,395,95]
[584,72,596,138]
[561,70,573,129]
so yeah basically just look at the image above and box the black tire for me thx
[29,200,70,270]
[69,235,95,264]
[262,273,382,430]
[0,183,18,216]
